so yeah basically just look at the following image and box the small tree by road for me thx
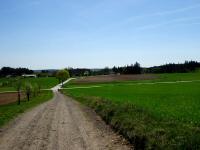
[56,69,70,87]
[14,81,22,105]
[32,83,39,97]
[24,82,32,101]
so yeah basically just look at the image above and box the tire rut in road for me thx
[62,94,132,150]
[0,95,58,150]
[0,92,132,150]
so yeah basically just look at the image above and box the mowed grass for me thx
[63,72,200,149]
[0,77,58,92]
[65,82,200,124]
[0,91,53,127]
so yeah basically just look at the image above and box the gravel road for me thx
[0,91,132,150]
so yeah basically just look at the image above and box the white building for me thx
[22,74,37,78]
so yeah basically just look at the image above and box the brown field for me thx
[73,74,157,84]
[0,92,26,105]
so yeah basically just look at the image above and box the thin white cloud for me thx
[175,22,200,27]
[136,16,200,30]
[188,22,200,25]
[96,3,200,33]
[124,4,200,24]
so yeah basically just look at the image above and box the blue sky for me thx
[0,0,200,69]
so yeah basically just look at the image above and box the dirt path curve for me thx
[0,91,132,150]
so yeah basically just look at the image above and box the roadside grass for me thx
[0,77,58,92]
[62,77,200,149]
[0,91,53,127]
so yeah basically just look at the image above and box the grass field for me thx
[65,82,200,124]
[21,77,58,89]
[63,72,200,149]
[0,87,15,92]
[0,77,58,92]
[0,91,53,127]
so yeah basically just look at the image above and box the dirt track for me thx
[0,92,25,105]
[73,74,157,84]
[0,91,132,150]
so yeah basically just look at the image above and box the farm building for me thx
[22,74,37,78]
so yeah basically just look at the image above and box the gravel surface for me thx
[0,91,132,150]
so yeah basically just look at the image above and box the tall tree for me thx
[56,69,70,87]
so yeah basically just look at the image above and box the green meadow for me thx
[65,82,200,124]
[0,77,58,92]
[63,72,200,149]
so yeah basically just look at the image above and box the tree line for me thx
[0,67,33,77]
[67,63,142,76]
[68,68,91,77]
[146,61,200,73]
[112,62,142,74]
[1,60,199,78]
[100,61,200,75]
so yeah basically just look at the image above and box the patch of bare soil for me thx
[0,92,133,150]
[0,92,25,105]
[73,74,157,84]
